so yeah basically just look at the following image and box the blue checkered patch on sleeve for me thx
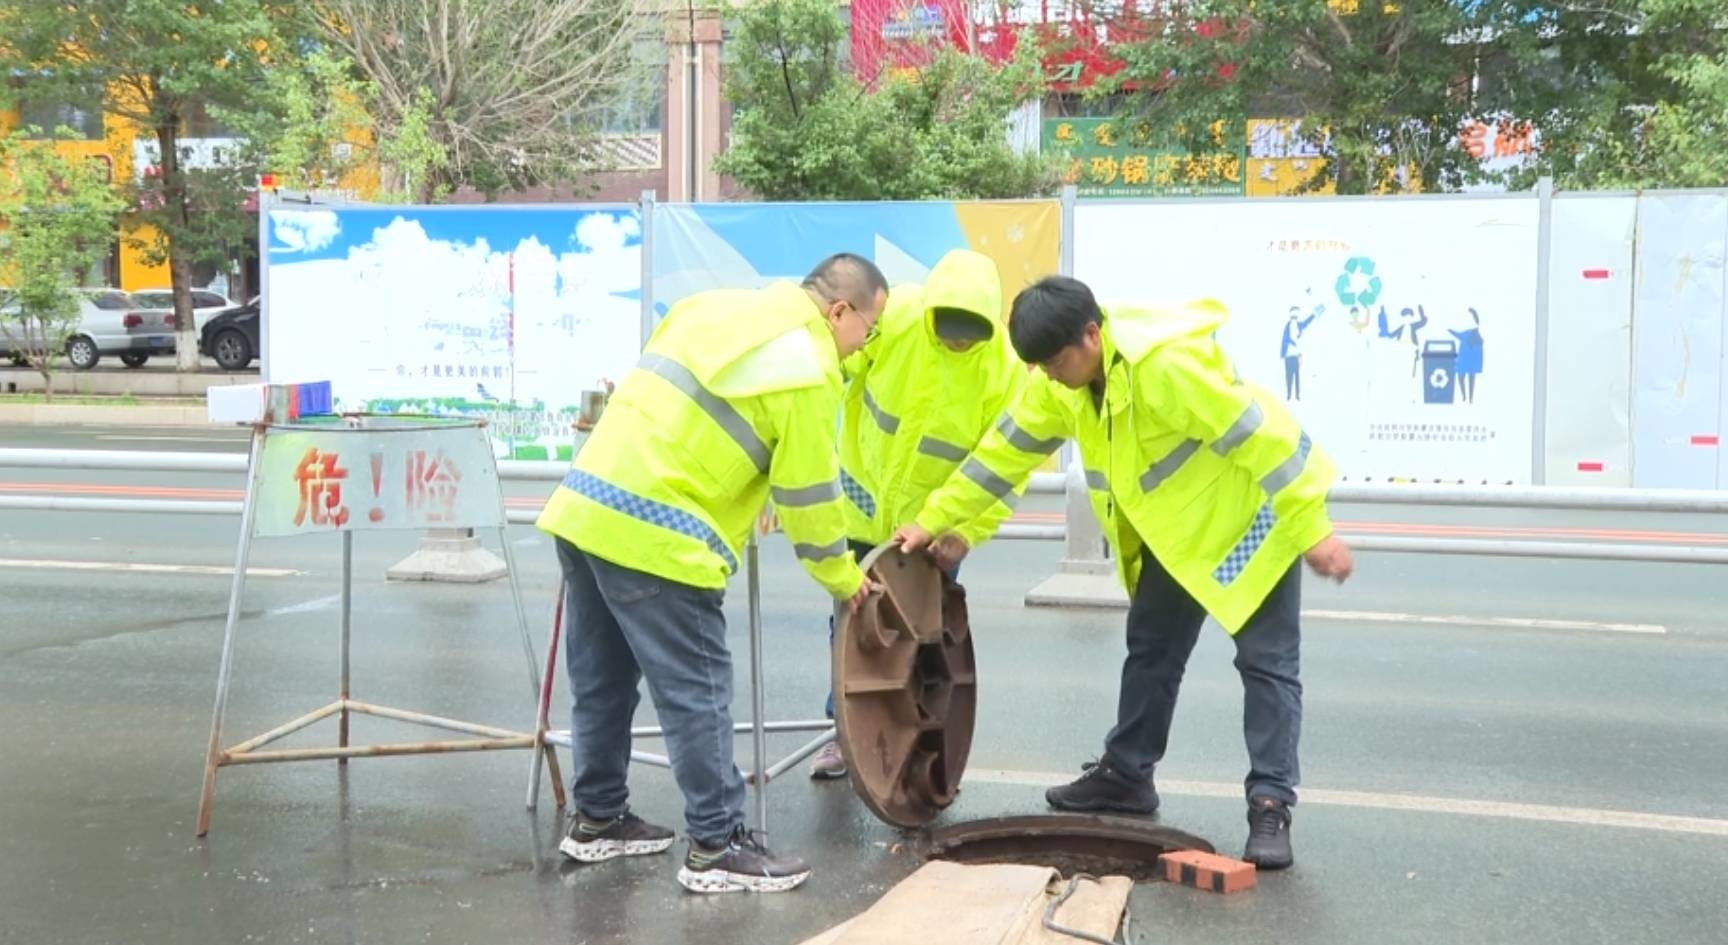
[1213,501,1277,586]
[839,467,877,518]
[563,469,738,572]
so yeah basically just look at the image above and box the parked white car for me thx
[64,289,172,370]
[127,288,237,334]
[2,288,188,369]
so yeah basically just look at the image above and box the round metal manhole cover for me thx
[832,542,976,828]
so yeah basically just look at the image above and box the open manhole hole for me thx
[834,544,1215,880]
[920,814,1215,883]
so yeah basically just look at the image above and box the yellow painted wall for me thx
[5,79,380,294]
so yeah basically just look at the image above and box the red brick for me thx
[1157,849,1258,894]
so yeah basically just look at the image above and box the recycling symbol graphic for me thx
[1430,367,1451,388]
[1334,256,1383,307]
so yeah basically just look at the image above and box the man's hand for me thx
[893,524,935,555]
[845,577,883,614]
[1303,534,1354,584]
[931,534,970,573]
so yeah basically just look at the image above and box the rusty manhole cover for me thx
[923,814,1216,883]
[832,542,976,828]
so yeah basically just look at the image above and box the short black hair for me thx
[1009,276,1101,364]
[803,253,889,311]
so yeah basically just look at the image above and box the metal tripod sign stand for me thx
[196,416,562,836]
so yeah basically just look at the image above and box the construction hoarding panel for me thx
[263,205,644,459]
[1075,197,1540,483]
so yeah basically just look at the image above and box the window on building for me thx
[601,91,664,135]
[18,93,105,140]
[596,36,667,135]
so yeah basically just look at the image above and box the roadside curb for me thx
[0,403,208,427]
[0,368,252,397]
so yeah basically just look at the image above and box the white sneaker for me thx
[677,826,811,894]
[808,741,848,780]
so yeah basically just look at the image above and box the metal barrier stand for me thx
[189,418,562,836]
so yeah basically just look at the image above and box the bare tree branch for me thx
[321,0,642,192]
[1323,7,1355,48]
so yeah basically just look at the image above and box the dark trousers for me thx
[1103,549,1304,805]
[557,538,745,847]
[1284,355,1301,400]
[824,540,959,718]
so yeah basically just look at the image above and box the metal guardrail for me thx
[0,449,1063,539]
[2,448,1726,562]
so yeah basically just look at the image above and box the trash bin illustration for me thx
[1421,339,1458,405]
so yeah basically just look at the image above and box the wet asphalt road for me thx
[2,423,1726,945]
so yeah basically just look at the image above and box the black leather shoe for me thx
[1244,796,1294,870]
[1044,759,1159,815]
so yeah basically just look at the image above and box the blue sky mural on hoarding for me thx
[264,206,644,456]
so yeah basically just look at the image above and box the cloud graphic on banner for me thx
[266,208,644,422]
[270,209,341,253]
[574,212,641,253]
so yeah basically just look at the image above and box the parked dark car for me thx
[199,298,260,371]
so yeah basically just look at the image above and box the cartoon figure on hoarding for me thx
[1377,304,1429,376]
[1279,303,1321,400]
[1448,308,1484,403]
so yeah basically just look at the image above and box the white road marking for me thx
[0,558,300,577]
[1303,609,1666,635]
[965,769,1728,837]
[263,594,341,617]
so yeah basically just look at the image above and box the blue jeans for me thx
[824,540,960,718]
[556,538,745,847]
[1103,549,1304,806]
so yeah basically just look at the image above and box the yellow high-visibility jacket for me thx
[914,300,1337,633]
[537,281,865,599]
[839,250,1028,547]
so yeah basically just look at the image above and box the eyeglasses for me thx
[835,299,878,341]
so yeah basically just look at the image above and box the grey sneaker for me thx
[677,826,811,894]
[558,810,676,863]
[808,741,848,780]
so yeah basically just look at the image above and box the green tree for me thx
[311,0,640,202]
[223,49,453,204]
[715,0,1057,200]
[0,130,127,399]
[1105,1,1521,195]
[1495,0,1728,189]
[0,0,306,371]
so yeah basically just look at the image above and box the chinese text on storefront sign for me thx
[1043,118,1247,198]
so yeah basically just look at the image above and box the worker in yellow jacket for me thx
[809,249,1027,780]
[537,253,888,894]
[898,276,1354,872]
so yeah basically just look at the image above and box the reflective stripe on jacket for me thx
[537,281,865,599]
[914,300,1336,633]
[838,250,1029,546]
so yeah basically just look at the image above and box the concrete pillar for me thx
[385,528,507,583]
[1024,452,1128,609]
[664,9,725,202]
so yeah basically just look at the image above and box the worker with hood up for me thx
[808,248,1028,780]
